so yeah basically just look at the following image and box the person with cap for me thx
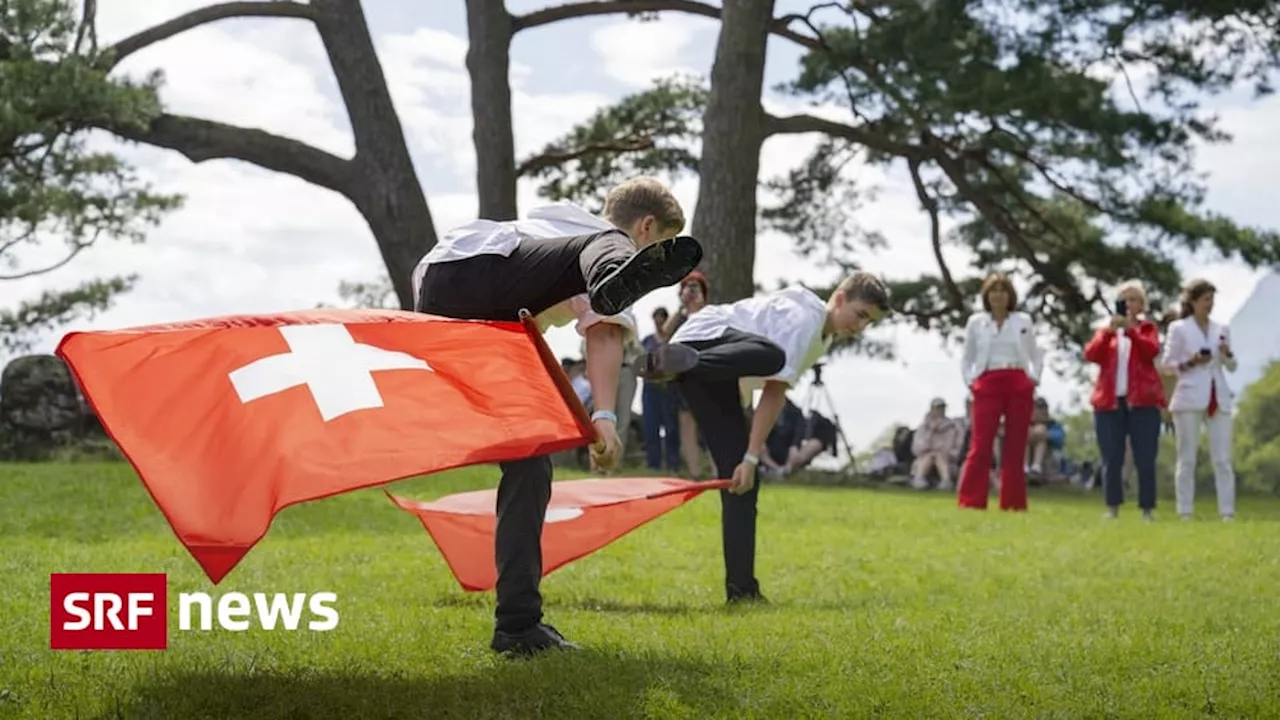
[909,398,961,491]
[411,177,700,656]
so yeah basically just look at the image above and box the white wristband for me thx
[743,452,760,466]
[591,410,617,424]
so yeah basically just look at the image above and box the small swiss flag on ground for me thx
[389,477,732,591]
[56,308,593,583]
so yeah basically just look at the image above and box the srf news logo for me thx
[50,573,339,650]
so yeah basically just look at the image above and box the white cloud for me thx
[588,15,708,88]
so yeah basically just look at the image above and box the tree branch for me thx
[103,113,354,195]
[512,1,820,48]
[763,113,925,159]
[928,146,1087,311]
[99,1,316,69]
[907,158,965,310]
[516,135,655,177]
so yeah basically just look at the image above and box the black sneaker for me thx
[726,581,768,605]
[490,623,580,657]
[636,343,698,381]
[589,235,703,317]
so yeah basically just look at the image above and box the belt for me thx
[985,362,1021,371]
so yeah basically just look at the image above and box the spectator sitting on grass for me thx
[910,398,960,491]
[762,403,839,479]
[1026,397,1066,482]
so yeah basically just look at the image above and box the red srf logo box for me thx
[50,573,168,650]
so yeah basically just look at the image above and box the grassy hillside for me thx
[2,462,1278,718]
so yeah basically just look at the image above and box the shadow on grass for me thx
[429,594,853,616]
[96,652,738,720]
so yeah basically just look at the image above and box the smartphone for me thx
[1199,348,1212,357]
[1115,299,1127,316]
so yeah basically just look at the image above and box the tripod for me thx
[797,363,860,475]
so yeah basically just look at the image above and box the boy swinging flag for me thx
[55,308,594,584]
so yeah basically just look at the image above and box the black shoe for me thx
[636,343,698,381]
[490,623,580,657]
[726,581,767,605]
[589,235,703,317]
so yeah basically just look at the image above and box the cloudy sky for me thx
[5,0,1278,451]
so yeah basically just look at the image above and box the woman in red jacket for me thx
[1083,280,1166,520]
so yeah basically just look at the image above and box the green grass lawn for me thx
[3,462,1280,719]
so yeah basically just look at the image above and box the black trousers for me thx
[1094,398,1162,510]
[417,229,635,633]
[673,328,786,598]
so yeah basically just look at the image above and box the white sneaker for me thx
[909,476,929,490]
[936,480,955,492]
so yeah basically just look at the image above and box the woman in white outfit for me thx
[1160,278,1238,520]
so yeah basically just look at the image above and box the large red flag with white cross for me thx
[55,308,593,583]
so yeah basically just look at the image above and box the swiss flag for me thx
[55,308,593,583]
[389,477,731,591]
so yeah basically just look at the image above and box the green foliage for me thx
[0,275,134,352]
[335,276,397,310]
[6,463,1280,717]
[527,0,1280,365]
[519,75,707,212]
[779,0,1280,355]
[1,0,180,351]
[1234,359,1280,493]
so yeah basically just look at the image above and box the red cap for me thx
[680,271,709,296]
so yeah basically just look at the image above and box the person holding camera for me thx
[1083,280,1165,520]
[1160,278,1238,521]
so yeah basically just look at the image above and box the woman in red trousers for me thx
[957,274,1044,511]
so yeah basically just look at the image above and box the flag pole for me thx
[517,309,600,451]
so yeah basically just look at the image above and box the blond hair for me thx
[603,177,685,235]
[1115,279,1147,304]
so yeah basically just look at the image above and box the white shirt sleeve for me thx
[568,295,637,339]
[1161,319,1188,372]
[1218,324,1238,372]
[961,314,981,386]
[1020,313,1044,384]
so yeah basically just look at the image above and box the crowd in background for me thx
[867,273,1239,519]
[567,270,1240,521]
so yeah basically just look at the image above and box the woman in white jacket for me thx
[1160,278,1238,520]
[957,273,1043,511]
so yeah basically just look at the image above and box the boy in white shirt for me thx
[412,177,700,656]
[638,271,891,602]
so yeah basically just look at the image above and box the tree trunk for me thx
[311,0,436,309]
[689,0,774,303]
[466,0,518,221]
